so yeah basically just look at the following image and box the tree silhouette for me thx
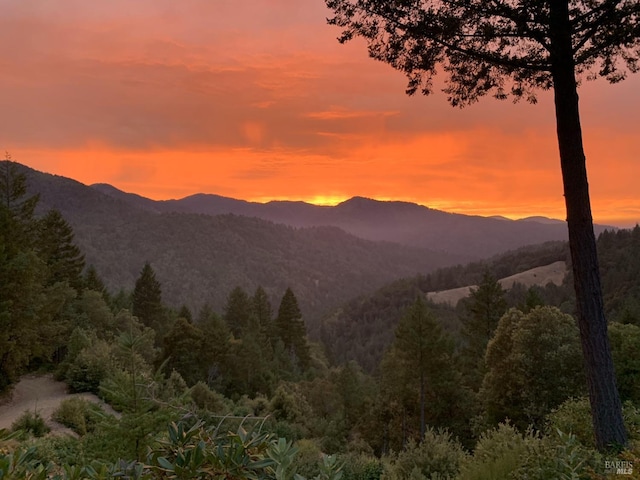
[132,262,166,336]
[275,287,311,370]
[461,272,508,390]
[325,0,639,449]
[37,209,85,290]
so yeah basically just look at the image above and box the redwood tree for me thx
[325,0,640,449]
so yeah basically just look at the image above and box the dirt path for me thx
[0,374,118,433]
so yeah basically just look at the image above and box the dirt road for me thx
[0,374,116,432]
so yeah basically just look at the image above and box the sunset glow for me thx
[1,0,639,227]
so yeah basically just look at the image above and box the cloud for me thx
[306,108,400,120]
[2,1,639,226]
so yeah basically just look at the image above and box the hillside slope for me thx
[427,261,568,306]
[321,242,572,372]
[15,162,467,323]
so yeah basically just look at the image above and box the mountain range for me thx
[92,183,611,259]
[13,161,612,325]
[15,162,463,322]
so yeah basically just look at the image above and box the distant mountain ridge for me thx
[92,183,611,259]
[13,162,467,324]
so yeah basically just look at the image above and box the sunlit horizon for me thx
[2,0,638,230]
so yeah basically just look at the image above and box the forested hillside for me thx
[320,241,572,371]
[2,159,640,479]
[14,161,467,324]
[94,182,614,259]
[321,232,640,372]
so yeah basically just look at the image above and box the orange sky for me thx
[1,0,639,227]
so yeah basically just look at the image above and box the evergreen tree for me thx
[252,286,275,361]
[197,304,231,389]
[460,272,508,390]
[84,264,110,302]
[334,361,370,431]
[177,304,193,323]
[0,158,39,254]
[381,297,467,444]
[101,324,164,461]
[111,288,133,314]
[275,288,311,370]
[253,286,273,339]
[132,262,167,336]
[37,209,85,290]
[0,159,46,390]
[223,286,254,338]
[161,317,205,386]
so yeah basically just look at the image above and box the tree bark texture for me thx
[549,0,627,450]
[420,370,426,440]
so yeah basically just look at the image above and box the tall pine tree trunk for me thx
[549,0,627,450]
[420,370,426,440]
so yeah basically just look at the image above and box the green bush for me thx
[514,430,602,480]
[10,410,50,438]
[30,435,84,466]
[65,342,113,394]
[545,397,594,447]
[458,422,540,480]
[546,397,640,447]
[341,452,383,480]
[294,438,323,478]
[189,381,231,414]
[52,398,104,436]
[383,428,467,480]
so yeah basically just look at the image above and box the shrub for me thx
[458,422,540,480]
[52,398,104,436]
[65,341,113,394]
[189,381,231,414]
[383,428,467,480]
[514,430,602,480]
[341,452,383,480]
[30,434,84,466]
[546,397,640,447]
[295,438,323,478]
[545,397,594,447]
[10,410,50,438]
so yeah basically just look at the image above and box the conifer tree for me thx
[84,264,110,302]
[132,262,167,336]
[460,272,508,390]
[0,158,45,390]
[177,304,193,323]
[197,304,231,389]
[253,286,273,337]
[0,157,39,254]
[223,286,254,338]
[37,209,85,290]
[381,297,462,441]
[161,317,205,386]
[252,286,275,359]
[275,287,311,370]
